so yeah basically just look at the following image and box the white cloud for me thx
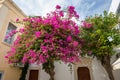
[13,0,111,21]
[13,0,82,16]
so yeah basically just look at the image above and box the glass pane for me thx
[0,73,2,80]
[4,23,17,44]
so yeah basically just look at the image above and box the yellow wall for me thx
[0,0,26,80]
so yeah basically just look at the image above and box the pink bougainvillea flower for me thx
[66,36,72,42]
[76,14,79,18]
[5,35,9,39]
[73,41,78,47]
[82,21,92,29]
[19,28,25,33]
[82,21,87,27]
[5,5,82,65]
[68,6,75,10]
[56,5,61,9]
[35,31,41,38]
[16,18,19,22]
[7,30,17,38]
[86,23,92,28]
[39,54,46,63]
[59,11,64,17]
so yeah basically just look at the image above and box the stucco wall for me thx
[33,58,117,80]
[92,58,110,80]
[109,0,120,80]
[109,0,120,13]
[31,58,93,80]
[37,62,74,80]
[0,1,25,80]
[0,4,8,34]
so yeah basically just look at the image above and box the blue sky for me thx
[13,0,112,20]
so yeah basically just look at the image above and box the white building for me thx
[0,0,120,80]
[26,0,120,80]
[109,0,120,80]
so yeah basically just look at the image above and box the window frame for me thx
[0,71,4,80]
[2,22,17,46]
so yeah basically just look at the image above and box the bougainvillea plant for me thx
[5,5,82,80]
[80,11,120,80]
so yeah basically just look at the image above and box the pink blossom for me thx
[76,14,79,18]
[39,54,46,63]
[86,23,92,28]
[5,35,9,39]
[22,57,27,64]
[19,28,25,33]
[5,5,81,65]
[67,36,72,42]
[29,58,36,63]
[11,47,16,53]
[82,21,92,28]
[56,5,61,9]
[16,18,19,22]
[73,41,78,47]
[22,54,29,64]
[59,11,64,17]
[12,30,17,34]
[29,50,36,57]
[68,6,75,10]
[13,35,21,45]
[35,31,41,38]
[41,45,48,53]
[7,30,17,38]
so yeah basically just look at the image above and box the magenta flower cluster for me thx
[82,21,92,29]
[5,5,83,64]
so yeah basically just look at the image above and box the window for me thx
[0,72,3,80]
[116,3,120,15]
[4,23,17,44]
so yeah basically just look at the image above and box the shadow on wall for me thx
[92,58,110,80]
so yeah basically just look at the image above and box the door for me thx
[29,70,39,80]
[77,67,91,80]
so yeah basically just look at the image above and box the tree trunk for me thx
[100,55,114,80]
[48,66,55,80]
[19,63,29,80]
[43,61,55,80]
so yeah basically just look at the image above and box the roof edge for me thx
[4,0,27,17]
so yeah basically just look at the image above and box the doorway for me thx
[29,70,39,80]
[77,67,91,80]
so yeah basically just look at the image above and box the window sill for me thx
[1,41,11,47]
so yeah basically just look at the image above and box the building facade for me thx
[0,0,26,80]
[0,0,120,80]
[109,0,120,80]
[30,0,120,80]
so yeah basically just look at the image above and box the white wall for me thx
[30,59,113,80]
[113,69,120,80]
[92,58,110,80]
[54,62,74,80]
[109,0,120,80]
[0,5,8,32]
[39,59,111,80]
[39,61,74,80]
[109,0,120,13]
